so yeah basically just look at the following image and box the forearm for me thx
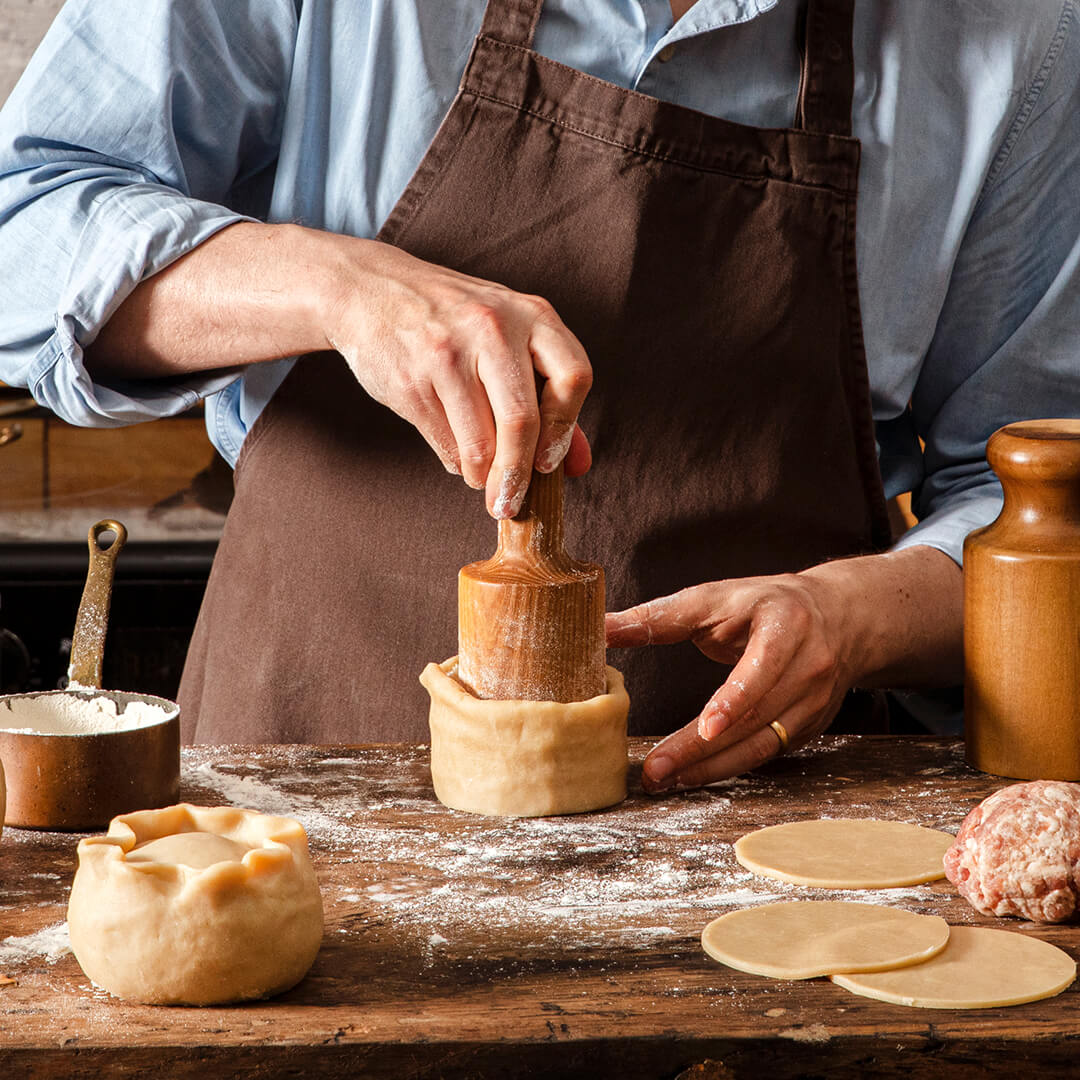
[802,544,963,690]
[84,217,594,518]
[86,221,342,379]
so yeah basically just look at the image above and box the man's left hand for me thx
[605,546,963,793]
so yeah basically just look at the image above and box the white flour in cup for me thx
[0,693,176,735]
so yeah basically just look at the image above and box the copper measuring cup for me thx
[0,520,180,830]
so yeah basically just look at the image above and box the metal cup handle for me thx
[67,520,128,689]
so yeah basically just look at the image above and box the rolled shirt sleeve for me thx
[890,3,1080,565]
[0,0,298,427]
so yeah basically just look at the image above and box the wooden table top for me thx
[1,736,1077,1078]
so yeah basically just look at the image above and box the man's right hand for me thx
[87,222,594,518]
[321,236,593,518]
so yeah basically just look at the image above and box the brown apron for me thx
[180,0,891,744]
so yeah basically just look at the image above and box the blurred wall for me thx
[0,0,65,105]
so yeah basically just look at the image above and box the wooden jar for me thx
[964,419,1080,779]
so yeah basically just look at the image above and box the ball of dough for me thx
[944,781,1080,923]
[0,753,5,839]
[68,803,324,1004]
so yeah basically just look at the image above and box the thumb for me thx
[605,585,723,648]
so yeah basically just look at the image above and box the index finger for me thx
[606,586,724,648]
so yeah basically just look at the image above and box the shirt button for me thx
[657,43,677,63]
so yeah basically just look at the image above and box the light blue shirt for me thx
[1,0,1078,568]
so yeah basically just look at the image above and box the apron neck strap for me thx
[795,0,856,137]
[480,0,544,47]
[480,0,855,137]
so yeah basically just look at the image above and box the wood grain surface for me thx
[1,736,1077,1078]
[964,420,1080,780]
[1,418,220,515]
[458,467,606,702]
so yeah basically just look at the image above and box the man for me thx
[1,0,1077,790]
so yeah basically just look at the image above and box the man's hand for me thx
[605,546,963,792]
[323,239,592,518]
[87,222,593,519]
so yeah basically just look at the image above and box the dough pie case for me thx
[0,389,230,700]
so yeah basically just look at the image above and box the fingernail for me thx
[644,779,675,796]
[535,424,573,474]
[697,702,728,741]
[643,753,673,784]
[492,468,528,519]
[443,459,461,476]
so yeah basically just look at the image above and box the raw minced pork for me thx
[944,781,1080,924]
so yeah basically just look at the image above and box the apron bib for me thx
[180,0,890,742]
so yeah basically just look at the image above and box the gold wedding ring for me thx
[769,720,790,754]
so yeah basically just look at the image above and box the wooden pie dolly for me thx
[420,466,629,816]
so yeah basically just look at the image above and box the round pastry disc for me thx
[701,901,950,980]
[832,926,1076,1008]
[734,819,955,888]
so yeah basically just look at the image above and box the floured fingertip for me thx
[535,424,574,474]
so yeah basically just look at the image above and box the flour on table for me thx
[188,761,346,845]
[0,921,71,965]
[178,747,954,954]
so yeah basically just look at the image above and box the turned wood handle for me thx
[67,519,127,688]
[986,419,1080,534]
[457,466,606,702]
